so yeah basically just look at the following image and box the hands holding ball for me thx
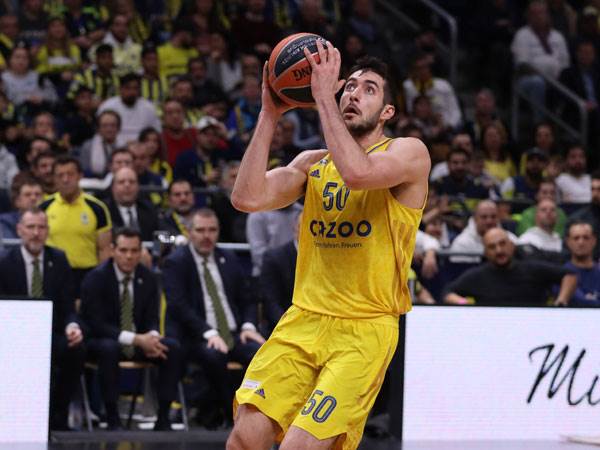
[263,33,345,116]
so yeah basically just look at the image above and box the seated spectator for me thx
[90,14,141,76]
[30,150,56,195]
[169,75,205,128]
[157,18,198,80]
[163,208,264,427]
[555,145,591,204]
[205,31,243,97]
[402,52,462,130]
[501,148,548,203]
[463,88,501,146]
[18,0,47,48]
[63,85,96,149]
[515,179,567,236]
[210,161,248,243]
[188,57,227,112]
[510,0,569,121]
[415,229,442,279]
[79,147,133,192]
[158,179,195,238]
[0,208,84,430]
[139,127,172,184]
[0,137,18,191]
[0,176,42,239]
[429,132,473,182]
[410,95,450,144]
[128,141,166,207]
[517,199,562,253]
[284,108,323,152]
[481,121,516,184]
[444,227,576,306]
[80,227,182,431]
[78,110,126,178]
[408,268,436,305]
[230,0,281,58]
[97,73,161,143]
[0,14,19,70]
[226,75,262,155]
[247,201,304,277]
[563,221,600,306]
[260,211,301,330]
[40,156,112,294]
[450,200,518,254]
[63,0,104,53]
[1,44,57,110]
[69,44,119,103]
[433,147,489,212]
[106,167,158,242]
[161,99,196,166]
[570,170,600,256]
[140,44,168,106]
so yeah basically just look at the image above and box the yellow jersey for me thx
[293,137,422,322]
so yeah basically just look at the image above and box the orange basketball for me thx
[267,33,327,108]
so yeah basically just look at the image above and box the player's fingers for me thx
[303,47,317,69]
[262,61,269,85]
[337,79,346,93]
[316,39,327,63]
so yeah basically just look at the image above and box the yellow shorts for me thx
[234,305,399,450]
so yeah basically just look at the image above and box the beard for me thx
[344,105,383,138]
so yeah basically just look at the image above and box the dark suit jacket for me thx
[106,198,159,242]
[0,245,78,334]
[163,245,256,341]
[559,65,600,126]
[259,240,296,326]
[80,259,160,340]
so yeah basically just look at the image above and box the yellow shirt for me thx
[293,138,423,323]
[484,158,516,183]
[157,42,199,80]
[40,192,112,269]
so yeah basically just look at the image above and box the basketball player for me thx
[227,41,430,449]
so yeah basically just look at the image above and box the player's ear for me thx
[381,104,395,121]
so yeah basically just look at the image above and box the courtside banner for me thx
[0,300,52,442]
[402,306,600,440]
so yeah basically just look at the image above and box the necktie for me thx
[120,275,135,358]
[126,208,138,229]
[202,258,234,349]
[31,258,43,298]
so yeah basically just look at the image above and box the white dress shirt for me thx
[113,263,158,346]
[117,204,138,227]
[189,244,256,340]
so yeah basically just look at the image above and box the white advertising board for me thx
[0,300,52,442]
[403,306,600,440]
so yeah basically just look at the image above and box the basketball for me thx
[268,32,327,108]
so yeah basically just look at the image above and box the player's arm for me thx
[231,62,326,212]
[304,42,430,190]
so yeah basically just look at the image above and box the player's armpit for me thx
[344,137,430,191]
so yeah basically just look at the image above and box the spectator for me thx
[163,208,264,427]
[403,52,462,129]
[450,200,517,254]
[30,150,56,195]
[410,95,449,144]
[556,145,591,203]
[139,127,172,184]
[97,73,161,143]
[174,116,226,190]
[0,14,19,69]
[128,141,166,207]
[79,147,133,192]
[188,57,228,108]
[70,44,120,103]
[157,18,198,80]
[515,179,567,236]
[464,88,501,146]
[429,132,473,182]
[510,0,569,118]
[260,211,301,331]
[570,170,600,254]
[563,221,600,306]
[0,208,84,430]
[517,198,562,253]
[1,44,57,109]
[444,227,576,306]
[80,227,182,431]
[169,75,205,128]
[140,44,168,105]
[231,0,281,58]
[63,0,105,52]
[78,110,126,178]
[337,0,391,60]
[501,148,548,203]
[161,99,197,166]
[246,202,303,277]
[106,167,158,242]
[225,74,261,153]
[0,176,42,239]
[205,31,243,96]
[210,160,248,243]
[40,156,112,294]
[433,147,489,212]
[481,121,515,184]
[547,0,577,41]
[284,108,323,151]
[158,179,195,238]
[63,85,96,149]
[92,14,141,76]
[289,0,335,41]
[18,0,47,48]
[0,136,18,190]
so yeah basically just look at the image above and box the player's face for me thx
[339,70,392,137]
[189,214,219,256]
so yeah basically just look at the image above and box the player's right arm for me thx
[231,62,327,212]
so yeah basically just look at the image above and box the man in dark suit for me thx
[106,167,159,241]
[80,227,182,430]
[259,212,301,331]
[163,208,264,426]
[158,179,195,238]
[0,208,84,430]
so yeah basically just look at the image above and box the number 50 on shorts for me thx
[300,389,337,423]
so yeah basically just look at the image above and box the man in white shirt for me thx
[556,145,591,203]
[97,73,161,142]
[518,198,562,252]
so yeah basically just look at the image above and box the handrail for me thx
[375,0,458,86]
[511,62,589,149]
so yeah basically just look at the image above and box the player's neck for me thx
[352,128,387,151]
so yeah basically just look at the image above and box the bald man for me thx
[450,200,517,254]
[106,167,159,241]
[444,228,576,306]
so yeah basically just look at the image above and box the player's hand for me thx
[207,335,229,354]
[261,62,292,119]
[240,329,265,345]
[303,40,345,102]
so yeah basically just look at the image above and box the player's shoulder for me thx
[288,149,329,172]
[387,137,431,163]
